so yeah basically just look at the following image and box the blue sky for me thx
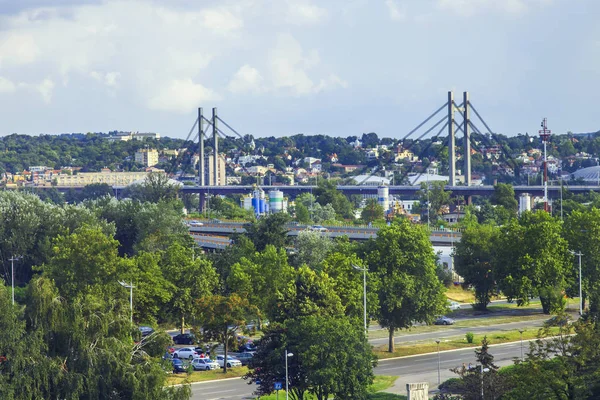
[0,0,598,139]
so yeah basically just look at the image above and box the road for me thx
[187,340,530,399]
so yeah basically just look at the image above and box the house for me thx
[332,164,363,173]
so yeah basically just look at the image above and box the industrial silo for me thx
[269,190,284,213]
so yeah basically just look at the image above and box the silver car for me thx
[192,358,219,371]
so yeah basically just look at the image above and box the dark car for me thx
[238,343,256,352]
[173,333,195,345]
[138,326,154,337]
[235,352,255,366]
[172,358,187,374]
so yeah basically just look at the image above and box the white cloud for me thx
[147,78,221,112]
[268,33,345,96]
[285,0,328,25]
[199,7,244,33]
[0,77,17,93]
[385,0,406,21]
[437,0,534,17]
[35,79,55,103]
[227,65,264,93]
[90,71,121,88]
[0,32,40,67]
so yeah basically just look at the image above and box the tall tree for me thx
[491,183,518,216]
[495,211,570,313]
[361,198,384,223]
[292,230,334,269]
[245,212,291,251]
[368,220,447,352]
[454,222,500,310]
[418,181,452,217]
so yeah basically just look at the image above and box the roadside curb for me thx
[377,337,540,363]
[170,376,244,387]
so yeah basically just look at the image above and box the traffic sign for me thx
[274,382,282,390]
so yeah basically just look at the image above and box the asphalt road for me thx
[188,340,530,400]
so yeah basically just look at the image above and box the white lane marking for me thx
[202,389,238,395]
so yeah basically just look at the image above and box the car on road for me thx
[172,358,187,374]
[235,352,255,366]
[173,333,195,345]
[310,225,328,232]
[138,326,154,337]
[173,347,201,360]
[434,316,455,325]
[448,301,461,311]
[192,358,220,371]
[216,355,242,368]
[189,220,203,227]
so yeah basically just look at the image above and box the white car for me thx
[189,220,203,227]
[173,347,201,360]
[448,301,461,311]
[192,358,220,371]
[310,225,328,232]
[216,355,242,368]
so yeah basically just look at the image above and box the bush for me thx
[465,332,474,344]
[438,377,463,393]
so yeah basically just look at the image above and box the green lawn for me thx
[373,326,562,359]
[165,366,249,385]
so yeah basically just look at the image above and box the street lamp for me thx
[285,350,294,400]
[119,281,135,324]
[569,250,583,315]
[352,264,368,335]
[435,339,441,385]
[518,329,524,361]
[9,255,22,305]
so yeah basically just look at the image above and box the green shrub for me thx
[465,332,474,343]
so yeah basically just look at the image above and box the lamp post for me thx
[352,264,368,336]
[285,350,293,400]
[435,339,441,385]
[518,329,524,361]
[9,255,22,305]
[119,281,135,324]
[569,251,583,315]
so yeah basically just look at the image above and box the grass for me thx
[373,326,561,359]
[165,366,249,385]
[255,376,403,399]
[366,313,548,340]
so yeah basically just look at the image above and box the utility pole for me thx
[9,255,22,305]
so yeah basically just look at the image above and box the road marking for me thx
[202,389,238,395]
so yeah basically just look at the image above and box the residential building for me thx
[135,148,159,167]
[55,170,153,187]
[204,154,227,185]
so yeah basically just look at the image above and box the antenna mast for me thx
[539,118,551,212]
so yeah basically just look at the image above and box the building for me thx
[107,131,160,142]
[135,149,159,167]
[54,170,153,187]
[204,154,227,185]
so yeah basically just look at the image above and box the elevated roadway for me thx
[189,221,460,248]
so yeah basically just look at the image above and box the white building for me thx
[204,154,227,185]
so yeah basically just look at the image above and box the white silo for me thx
[519,193,531,215]
[377,185,390,211]
[269,190,284,213]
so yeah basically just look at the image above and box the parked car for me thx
[138,326,154,337]
[434,316,456,325]
[173,347,201,360]
[216,355,242,368]
[310,225,328,232]
[448,301,461,311]
[238,342,256,352]
[192,358,220,371]
[235,352,255,366]
[172,358,187,374]
[173,333,195,345]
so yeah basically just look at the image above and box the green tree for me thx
[495,211,570,313]
[563,208,600,316]
[246,315,375,400]
[418,181,452,217]
[122,172,180,203]
[361,198,384,223]
[313,180,354,219]
[195,293,255,373]
[292,230,334,269]
[245,212,291,251]
[295,202,311,224]
[367,220,447,352]
[162,242,218,333]
[491,183,518,216]
[454,222,500,310]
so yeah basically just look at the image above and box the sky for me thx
[0,0,599,140]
